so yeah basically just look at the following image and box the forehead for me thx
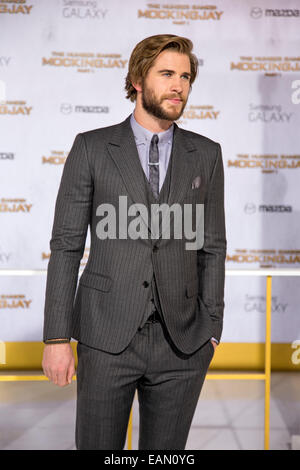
[151,49,191,72]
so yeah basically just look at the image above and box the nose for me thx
[170,75,183,94]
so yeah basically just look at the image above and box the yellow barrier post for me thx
[264,275,272,450]
[127,407,133,450]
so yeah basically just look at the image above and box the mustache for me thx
[163,94,184,101]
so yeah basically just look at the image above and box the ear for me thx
[132,79,142,93]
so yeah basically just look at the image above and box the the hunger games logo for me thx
[42,52,127,73]
[138,3,223,25]
[0,198,32,212]
[184,105,220,120]
[227,249,300,268]
[42,151,68,165]
[227,154,300,173]
[177,105,220,126]
[0,294,32,309]
[0,101,32,115]
[42,248,89,266]
[231,56,300,76]
[0,0,33,14]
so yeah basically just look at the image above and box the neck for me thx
[133,103,173,134]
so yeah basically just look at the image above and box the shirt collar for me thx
[130,112,174,146]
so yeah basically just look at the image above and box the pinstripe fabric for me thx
[138,130,173,329]
[75,319,215,450]
[43,114,227,354]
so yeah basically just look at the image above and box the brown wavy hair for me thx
[125,34,198,102]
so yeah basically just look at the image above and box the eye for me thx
[182,75,190,81]
[163,72,172,77]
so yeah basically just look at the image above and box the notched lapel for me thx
[106,116,198,244]
[159,125,198,242]
[167,125,197,207]
[106,116,155,239]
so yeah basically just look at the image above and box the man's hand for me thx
[210,339,218,351]
[42,343,75,387]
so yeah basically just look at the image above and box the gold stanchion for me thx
[264,276,272,450]
[127,407,133,450]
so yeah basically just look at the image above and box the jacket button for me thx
[143,281,149,288]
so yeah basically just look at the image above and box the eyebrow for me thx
[157,69,191,77]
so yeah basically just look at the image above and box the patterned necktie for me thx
[149,134,159,199]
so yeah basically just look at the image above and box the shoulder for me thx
[178,126,221,153]
[79,121,123,143]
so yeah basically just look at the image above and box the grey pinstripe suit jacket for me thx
[43,115,226,355]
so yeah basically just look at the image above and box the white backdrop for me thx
[1,0,300,343]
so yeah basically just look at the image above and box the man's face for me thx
[140,50,191,122]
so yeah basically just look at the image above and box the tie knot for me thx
[151,134,159,145]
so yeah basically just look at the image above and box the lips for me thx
[167,98,182,104]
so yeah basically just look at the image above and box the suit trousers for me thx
[75,315,215,450]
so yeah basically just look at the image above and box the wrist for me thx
[211,337,219,345]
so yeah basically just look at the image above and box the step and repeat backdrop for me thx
[1,0,300,353]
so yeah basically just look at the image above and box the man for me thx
[42,34,226,450]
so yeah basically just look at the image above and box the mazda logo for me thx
[251,7,263,18]
[60,103,72,114]
[244,203,256,214]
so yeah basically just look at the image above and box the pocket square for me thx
[191,176,201,189]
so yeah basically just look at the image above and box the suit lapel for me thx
[106,115,197,243]
[107,116,155,238]
[167,123,197,207]
[157,124,197,243]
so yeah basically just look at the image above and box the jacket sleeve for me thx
[197,143,227,342]
[43,133,93,341]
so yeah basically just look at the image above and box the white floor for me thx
[0,372,299,450]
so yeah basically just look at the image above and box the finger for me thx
[42,361,49,378]
[43,367,52,382]
[50,370,58,385]
[43,359,54,381]
[47,367,60,385]
[67,364,75,384]
[56,369,68,387]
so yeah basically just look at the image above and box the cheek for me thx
[158,88,169,101]
[148,80,164,99]
[184,82,191,93]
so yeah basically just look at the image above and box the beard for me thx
[141,79,187,121]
